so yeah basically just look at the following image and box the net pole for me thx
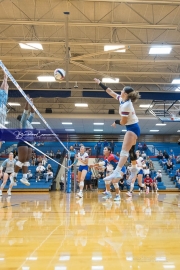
[0,60,69,153]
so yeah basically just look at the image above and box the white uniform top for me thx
[77,152,89,166]
[116,95,138,125]
[136,157,144,168]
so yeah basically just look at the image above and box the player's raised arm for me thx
[94,78,120,100]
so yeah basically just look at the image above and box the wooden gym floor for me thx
[0,191,180,270]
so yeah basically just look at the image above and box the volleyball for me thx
[54,68,66,81]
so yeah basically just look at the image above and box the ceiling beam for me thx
[5,69,180,76]
[69,0,180,4]
[0,20,177,29]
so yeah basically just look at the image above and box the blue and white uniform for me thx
[77,152,89,172]
[116,95,140,137]
[0,89,8,127]
[101,154,126,176]
[136,157,144,175]
[1,158,16,176]
[17,109,34,147]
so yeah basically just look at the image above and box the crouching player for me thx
[144,174,153,194]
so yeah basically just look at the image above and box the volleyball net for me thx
[0,60,70,169]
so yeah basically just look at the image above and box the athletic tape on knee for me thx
[79,182,84,187]
[16,161,24,168]
[105,180,111,185]
[113,183,119,189]
[120,150,129,158]
[23,162,30,167]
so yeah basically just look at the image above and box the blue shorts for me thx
[137,169,143,175]
[126,123,140,137]
[78,165,88,172]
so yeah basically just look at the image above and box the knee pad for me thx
[1,183,5,189]
[113,183,119,189]
[105,180,111,185]
[23,162,30,167]
[79,182,84,187]
[16,161,24,168]
[120,150,129,158]
[130,183,134,189]
[129,145,137,162]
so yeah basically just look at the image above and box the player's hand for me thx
[111,122,116,128]
[94,78,100,84]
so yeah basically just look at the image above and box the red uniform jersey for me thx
[144,177,153,185]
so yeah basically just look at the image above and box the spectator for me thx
[149,161,155,177]
[176,155,180,164]
[161,156,167,166]
[110,140,116,153]
[103,140,109,148]
[42,155,47,166]
[85,168,93,191]
[154,170,162,182]
[144,174,153,194]
[142,143,147,150]
[69,146,76,165]
[141,151,147,160]
[166,159,173,173]
[169,149,175,158]
[49,150,55,158]
[138,142,143,151]
[46,150,50,157]
[146,156,151,167]
[44,169,53,182]
[116,152,120,157]
[95,140,102,158]
[143,164,150,177]
[13,149,18,159]
[152,178,158,192]
[176,169,180,182]
[36,163,45,181]
[36,156,43,165]
[31,153,36,166]
[157,151,163,160]
[60,174,65,191]
[45,164,53,173]
[27,170,33,181]
[163,150,169,159]
[178,138,180,145]
[56,150,62,159]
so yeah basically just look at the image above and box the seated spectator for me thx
[149,160,155,176]
[161,156,167,166]
[146,156,151,167]
[157,151,163,160]
[143,164,150,177]
[56,150,62,159]
[69,146,76,164]
[36,156,43,166]
[166,159,173,173]
[163,150,169,159]
[154,170,162,182]
[31,153,36,166]
[175,169,180,182]
[42,155,47,166]
[27,170,33,180]
[60,174,65,191]
[138,142,143,151]
[44,169,53,182]
[142,143,147,150]
[49,150,55,158]
[36,163,45,181]
[176,155,180,164]
[141,151,147,160]
[45,164,53,173]
[169,149,175,158]
[144,174,153,194]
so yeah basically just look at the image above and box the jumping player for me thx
[69,145,89,198]
[0,152,16,196]
[0,72,9,148]
[94,78,140,185]
[10,96,34,186]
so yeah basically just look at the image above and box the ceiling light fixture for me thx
[65,129,75,132]
[19,43,43,50]
[94,129,103,132]
[150,130,159,132]
[104,45,126,52]
[156,123,166,126]
[37,76,56,82]
[75,103,88,107]
[139,104,153,108]
[149,47,172,54]
[62,122,72,125]
[102,78,119,83]
[8,102,21,106]
[31,122,41,124]
[93,123,104,125]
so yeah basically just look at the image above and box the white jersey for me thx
[77,152,89,166]
[1,158,16,173]
[136,157,143,167]
[116,95,138,125]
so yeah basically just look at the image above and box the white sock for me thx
[115,166,122,172]
[23,174,27,178]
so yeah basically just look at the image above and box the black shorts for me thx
[17,141,32,148]
[85,180,92,186]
